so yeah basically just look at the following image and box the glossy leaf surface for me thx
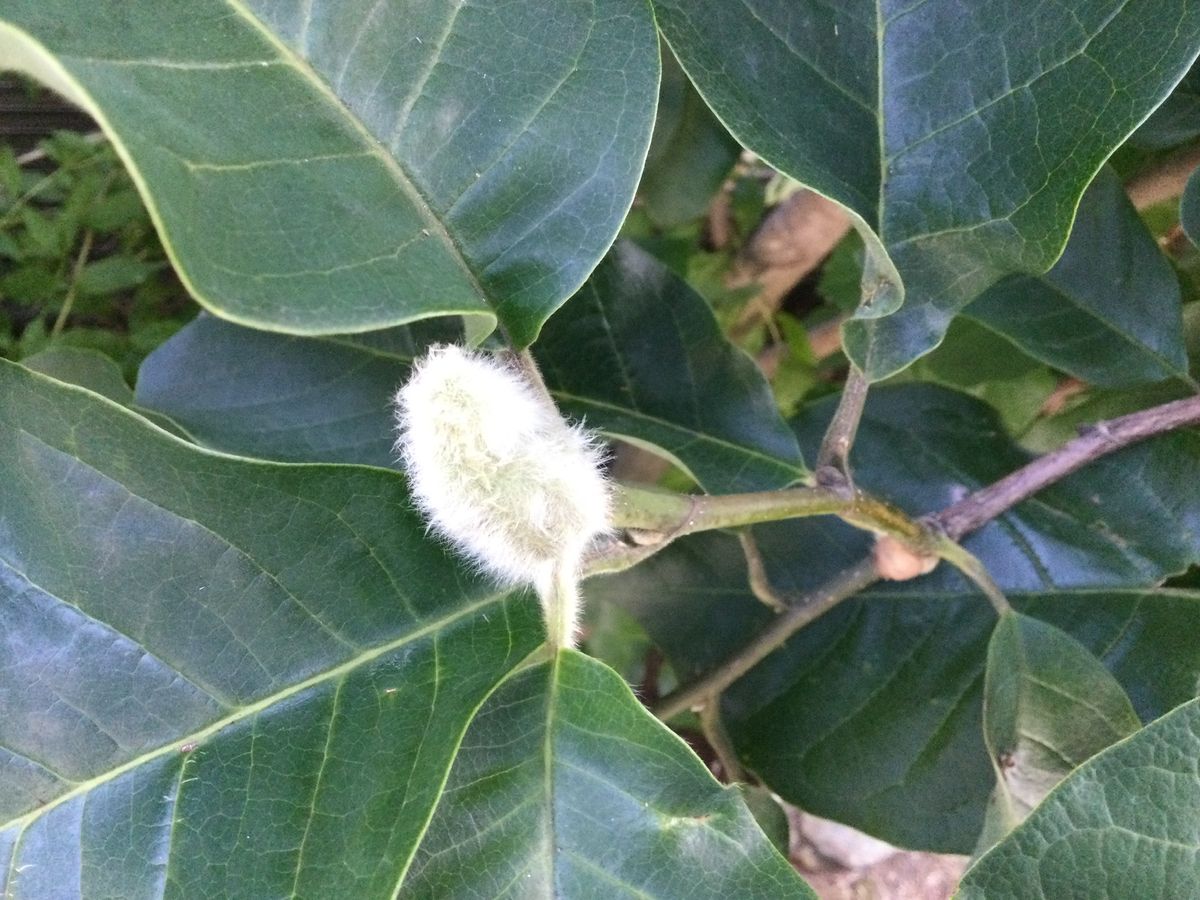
[0,0,659,344]
[977,611,1140,850]
[20,346,134,405]
[406,650,815,899]
[534,241,806,491]
[966,169,1190,388]
[1130,61,1200,150]
[0,360,812,899]
[136,315,455,466]
[960,697,1200,898]
[137,242,806,490]
[652,0,1200,377]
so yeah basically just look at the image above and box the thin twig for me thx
[738,531,786,612]
[654,557,879,720]
[611,481,924,544]
[686,486,851,532]
[933,394,1200,541]
[586,484,855,580]
[653,393,1200,722]
[14,131,106,167]
[594,480,925,578]
[699,698,748,783]
[508,347,558,412]
[816,365,870,484]
[51,229,94,338]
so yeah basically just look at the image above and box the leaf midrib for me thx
[542,651,563,897]
[220,0,490,304]
[0,591,510,836]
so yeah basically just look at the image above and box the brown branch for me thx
[739,531,787,612]
[727,189,850,341]
[816,365,870,483]
[933,394,1200,541]
[1125,141,1200,210]
[653,392,1200,722]
[654,557,879,720]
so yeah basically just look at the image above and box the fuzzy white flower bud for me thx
[394,345,609,648]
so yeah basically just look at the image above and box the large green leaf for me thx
[651,0,1200,378]
[137,242,806,491]
[0,0,659,344]
[903,317,1059,436]
[977,611,1140,851]
[136,315,456,466]
[959,696,1200,898]
[406,650,814,898]
[0,360,811,898]
[965,169,1191,388]
[534,241,806,491]
[587,384,1200,852]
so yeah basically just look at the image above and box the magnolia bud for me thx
[394,345,609,648]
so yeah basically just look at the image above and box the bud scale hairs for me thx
[394,345,609,648]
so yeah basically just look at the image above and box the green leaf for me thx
[0,360,810,899]
[534,241,806,491]
[639,50,741,229]
[0,0,660,345]
[588,384,1200,852]
[137,314,453,465]
[651,0,1200,378]
[138,242,806,490]
[583,597,658,688]
[76,255,162,297]
[965,169,1191,388]
[17,207,66,258]
[908,318,1044,388]
[407,650,814,899]
[20,345,133,404]
[817,230,867,313]
[0,263,65,302]
[0,230,20,259]
[969,369,1060,438]
[1130,61,1200,151]
[0,144,19,199]
[81,188,147,233]
[959,696,1200,898]
[977,611,1140,851]
[902,317,1058,435]
[738,785,792,859]
[21,345,193,438]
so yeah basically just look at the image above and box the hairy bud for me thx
[394,345,609,647]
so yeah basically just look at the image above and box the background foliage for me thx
[4,1,1200,897]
